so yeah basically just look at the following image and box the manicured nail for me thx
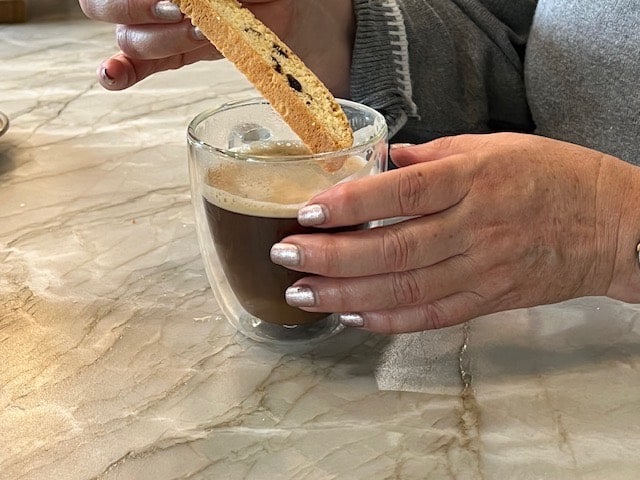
[390,143,414,150]
[153,1,183,21]
[339,313,365,328]
[285,286,316,307]
[298,204,327,226]
[99,66,116,86]
[270,243,301,267]
[192,26,207,41]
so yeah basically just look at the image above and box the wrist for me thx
[605,159,640,303]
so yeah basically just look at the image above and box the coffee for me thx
[202,142,371,326]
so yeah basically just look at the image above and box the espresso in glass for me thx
[188,98,387,343]
[202,142,369,326]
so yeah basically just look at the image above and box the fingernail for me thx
[153,1,183,21]
[270,243,301,267]
[99,66,116,86]
[390,143,414,150]
[285,286,316,307]
[192,26,207,41]
[298,204,327,226]
[339,313,365,328]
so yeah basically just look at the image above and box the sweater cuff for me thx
[351,0,418,138]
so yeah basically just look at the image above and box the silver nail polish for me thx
[285,286,316,307]
[192,26,207,41]
[153,1,183,21]
[298,204,326,226]
[390,143,414,150]
[339,313,365,328]
[270,243,301,267]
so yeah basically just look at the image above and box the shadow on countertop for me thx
[0,141,16,179]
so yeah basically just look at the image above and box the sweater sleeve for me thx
[350,0,538,143]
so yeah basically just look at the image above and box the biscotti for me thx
[172,0,353,154]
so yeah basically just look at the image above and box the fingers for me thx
[389,136,471,168]
[391,133,530,168]
[97,46,218,90]
[115,20,214,59]
[283,253,477,313]
[83,0,221,90]
[288,279,482,334]
[80,0,184,24]
[300,156,473,228]
[272,209,480,334]
[272,213,468,277]
[344,293,485,334]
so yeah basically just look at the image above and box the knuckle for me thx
[115,25,132,52]
[420,302,451,330]
[314,237,344,276]
[391,271,424,306]
[115,25,146,58]
[327,283,355,311]
[365,311,400,335]
[378,316,400,335]
[331,183,359,213]
[381,226,413,271]
[78,0,103,19]
[395,169,426,215]
[80,0,128,22]
[431,135,458,150]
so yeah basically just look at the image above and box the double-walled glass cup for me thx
[188,98,387,344]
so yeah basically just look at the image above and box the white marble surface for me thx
[2,4,640,479]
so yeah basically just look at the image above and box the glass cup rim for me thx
[187,97,387,164]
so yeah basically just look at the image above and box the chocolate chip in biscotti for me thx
[272,44,289,58]
[287,74,303,92]
[272,57,283,74]
[244,27,261,36]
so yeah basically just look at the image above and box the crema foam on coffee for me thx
[203,141,371,218]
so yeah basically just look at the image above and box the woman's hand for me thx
[270,133,640,333]
[79,0,354,97]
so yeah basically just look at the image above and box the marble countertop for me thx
[2,4,640,479]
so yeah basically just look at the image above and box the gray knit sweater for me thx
[351,0,639,165]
